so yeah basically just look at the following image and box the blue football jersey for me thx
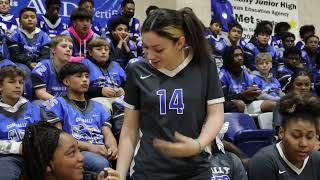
[7,28,51,62]
[43,96,112,145]
[219,67,253,94]
[31,59,67,96]
[0,14,18,32]
[0,101,41,141]
[38,15,69,38]
[252,73,282,97]
[81,59,126,88]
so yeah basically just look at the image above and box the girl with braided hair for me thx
[22,121,120,180]
[249,91,320,180]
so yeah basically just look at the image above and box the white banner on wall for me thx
[231,0,299,41]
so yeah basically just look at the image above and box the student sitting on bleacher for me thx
[277,32,296,63]
[270,22,291,50]
[0,0,17,59]
[82,37,126,100]
[245,23,278,71]
[43,62,117,173]
[62,8,99,59]
[7,7,51,72]
[214,20,246,56]
[301,35,319,69]
[119,0,141,44]
[78,0,105,37]
[205,17,223,51]
[38,0,69,38]
[296,25,315,50]
[252,52,284,103]
[31,35,73,101]
[106,16,137,69]
[276,47,304,88]
[220,46,276,114]
[220,46,255,113]
[250,92,320,180]
[0,66,41,179]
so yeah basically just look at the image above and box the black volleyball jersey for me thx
[124,52,224,179]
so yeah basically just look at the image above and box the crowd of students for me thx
[0,0,319,179]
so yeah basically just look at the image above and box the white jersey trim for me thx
[123,101,135,110]
[276,142,309,175]
[0,14,14,21]
[154,49,194,77]
[42,15,62,29]
[207,97,225,105]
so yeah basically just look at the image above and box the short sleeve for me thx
[31,62,48,89]
[29,102,42,123]
[42,32,51,46]
[123,63,140,110]
[207,60,225,105]
[98,103,112,128]
[42,98,64,124]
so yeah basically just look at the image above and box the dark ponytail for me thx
[141,8,212,64]
[179,7,212,62]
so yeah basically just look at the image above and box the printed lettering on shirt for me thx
[44,98,59,110]
[34,63,47,76]
[8,129,25,141]
[211,167,231,180]
[157,89,185,115]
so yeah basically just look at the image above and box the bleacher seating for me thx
[224,112,274,157]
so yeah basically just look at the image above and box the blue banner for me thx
[10,0,121,27]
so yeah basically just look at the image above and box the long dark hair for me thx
[222,46,244,72]
[22,121,64,180]
[283,69,311,92]
[141,8,212,64]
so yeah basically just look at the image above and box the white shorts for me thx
[246,100,264,114]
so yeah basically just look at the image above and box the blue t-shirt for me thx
[43,96,112,145]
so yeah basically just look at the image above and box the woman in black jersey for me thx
[117,8,224,180]
[249,92,320,180]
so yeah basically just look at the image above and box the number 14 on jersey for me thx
[156,89,185,115]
